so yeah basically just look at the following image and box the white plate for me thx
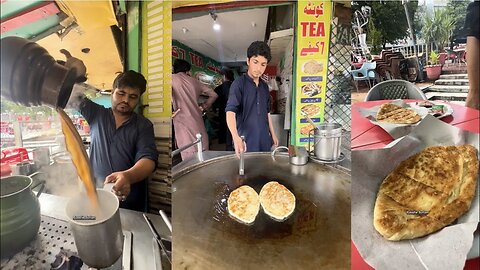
[409,102,454,119]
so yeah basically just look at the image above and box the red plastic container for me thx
[1,147,30,177]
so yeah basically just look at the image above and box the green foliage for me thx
[422,8,455,50]
[367,19,382,55]
[0,99,54,119]
[353,1,419,47]
[429,50,439,65]
[414,4,427,39]
[446,0,471,40]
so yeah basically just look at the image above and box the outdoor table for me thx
[352,240,480,270]
[352,100,480,150]
[351,99,480,269]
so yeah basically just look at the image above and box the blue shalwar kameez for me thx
[225,74,272,152]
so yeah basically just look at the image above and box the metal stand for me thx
[309,153,346,164]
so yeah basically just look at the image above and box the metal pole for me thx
[13,121,23,147]
[403,0,424,81]
[195,133,204,162]
[171,133,203,161]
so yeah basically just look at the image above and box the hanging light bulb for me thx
[210,10,221,31]
[213,19,221,31]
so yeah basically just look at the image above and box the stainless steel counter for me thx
[1,193,171,270]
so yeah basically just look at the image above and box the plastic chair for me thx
[350,61,376,92]
[364,80,427,101]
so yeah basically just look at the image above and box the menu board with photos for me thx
[293,1,331,146]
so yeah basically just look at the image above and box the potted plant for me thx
[439,52,447,65]
[425,51,442,80]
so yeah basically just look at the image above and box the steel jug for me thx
[0,36,78,108]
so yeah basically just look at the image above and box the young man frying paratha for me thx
[225,41,279,158]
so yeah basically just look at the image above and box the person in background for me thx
[73,69,159,212]
[172,59,218,160]
[213,68,235,151]
[465,0,479,110]
[225,41,279,158]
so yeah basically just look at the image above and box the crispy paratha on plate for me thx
[259,181,296,221]
[373,145,479,241]
[227,185,260,224]
[376,103,421,124]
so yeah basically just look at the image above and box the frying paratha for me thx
[376,103,421,124]
[259,181,296,221]
[227,185,260,224]
[373,145,478,241]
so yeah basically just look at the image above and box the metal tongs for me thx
[239,136,245,175]
[143,214,172,265]
[300,110,320,132]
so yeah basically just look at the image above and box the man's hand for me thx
[272,134,279,148]
[172,108,181,118]
[60,49,87,82]
[233,136,246,158]
[105,171,131,201]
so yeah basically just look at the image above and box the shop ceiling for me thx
[0,0,122,91]
[173,8,269,64]
[172,1,294,66]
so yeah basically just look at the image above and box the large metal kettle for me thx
[0,36,79,108]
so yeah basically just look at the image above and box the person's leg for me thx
[465,36,480,110]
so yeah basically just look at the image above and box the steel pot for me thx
[65,189,123,268]
[0,36,77,108]
[10,161,32,176]
[32,147,50,167]
[272,146,308,166]
[1,174,45,258]
[313,123,343,161]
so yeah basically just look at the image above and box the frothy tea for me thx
[57,108,98,208]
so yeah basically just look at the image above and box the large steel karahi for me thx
[172,153,351,269]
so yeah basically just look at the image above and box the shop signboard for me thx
[292,1,332,146]
[172,40,223,88]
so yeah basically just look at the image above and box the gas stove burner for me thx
[50,250,83,270]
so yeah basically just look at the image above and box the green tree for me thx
[367,19,382,55]
[414,4,427,39]
[446,0,471,41]
[352,1,419,48]
[0,99,54,119]
[422,8,455,51]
